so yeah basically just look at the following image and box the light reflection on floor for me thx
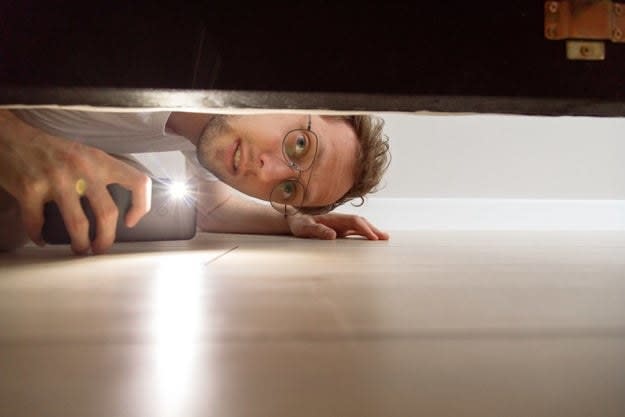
[150,254,210,417]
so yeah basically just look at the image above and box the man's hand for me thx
[287,212,389,241]
[0,110,152,254]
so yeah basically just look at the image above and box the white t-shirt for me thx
[11,109,216,182]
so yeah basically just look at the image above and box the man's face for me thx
[197,114,359,208]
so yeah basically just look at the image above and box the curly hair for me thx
[299,115,391,215]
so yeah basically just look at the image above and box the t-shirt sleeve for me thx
[182,150,217,182]
[10,109,194,154]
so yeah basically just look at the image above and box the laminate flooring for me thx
[1,231,624,417]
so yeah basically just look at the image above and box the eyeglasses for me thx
[269,115,319,216]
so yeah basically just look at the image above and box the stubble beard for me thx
[196,115,233,183]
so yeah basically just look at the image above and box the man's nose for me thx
[256,152,295,183]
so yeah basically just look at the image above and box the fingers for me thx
[316,224,337,240]
[119,173,152,227]
[351,218,379,240]
[316,214,390,241]
[332,215,380,240]
[55,191,91,254]
[2,125,153,253]
[367,223,390,240]
[48,167,150,253]
[342,226,390,240]
[87,186,119,254]
[13,178,48,247]
[16,179,93,252]
[296,222,337,240]
[75,166,151,252]
[20,201,46,247]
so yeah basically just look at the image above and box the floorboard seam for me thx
[203,245,239,265]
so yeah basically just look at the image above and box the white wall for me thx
[376,113,625,199]
[337,113,625,231]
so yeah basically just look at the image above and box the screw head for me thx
[545,24,558,38]
[548,1,559,13]
[615,4,623,16]
[613,28,623,40]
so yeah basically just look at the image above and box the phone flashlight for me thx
[168,180,190,200]
[42,178,197,244]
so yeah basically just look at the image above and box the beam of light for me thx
[150,254,208,417]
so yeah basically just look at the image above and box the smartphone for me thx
[42,179,197,244]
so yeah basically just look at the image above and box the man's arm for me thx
[194,179,389,240]
[0,110,152,254]
[194,178,290,235]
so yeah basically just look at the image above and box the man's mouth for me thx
[231,139,241,174]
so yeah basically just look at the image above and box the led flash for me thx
[168,181,189,199]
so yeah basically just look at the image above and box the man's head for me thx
[197,114,390,214]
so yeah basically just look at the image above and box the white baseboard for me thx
[335,198,625,231]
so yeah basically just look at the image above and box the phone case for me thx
[42,180,197,244]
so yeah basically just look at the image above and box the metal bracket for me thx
[545,0,625,60]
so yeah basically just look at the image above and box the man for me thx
[0,109,390,254]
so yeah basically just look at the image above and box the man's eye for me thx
[286,134,309,159]
[295,135,308,153]
[279,181,297,200]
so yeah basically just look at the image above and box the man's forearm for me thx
[195,187,291,235]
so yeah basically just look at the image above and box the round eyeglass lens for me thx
[282,129,318,171]
[270,180,305,215]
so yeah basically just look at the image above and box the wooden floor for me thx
[1,231,625,417]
